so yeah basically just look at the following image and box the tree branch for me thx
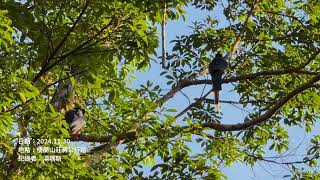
[72,73,320,144]
[199,73,320,131]
[158,50,319,105]
[175,90,211,119]
[83,140,125,167]
[47,0,90,62]
[200,98,266,105]
[71,131,136,143]
[247,153,315,165]
[32,16,117,85]
[32,0,90,84]
[181,2,257,84]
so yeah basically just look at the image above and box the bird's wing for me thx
[70,117,86,135]
[65,111,75,125]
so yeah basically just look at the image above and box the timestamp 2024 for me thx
[18,138,71,145]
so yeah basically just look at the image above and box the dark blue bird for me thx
[209,52,229,108]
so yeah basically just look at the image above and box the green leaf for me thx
[19,92,27,103]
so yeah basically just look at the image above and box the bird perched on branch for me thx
[209,52,229,112]
[65,107,86,138]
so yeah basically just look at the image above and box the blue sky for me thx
[131,3,320,180]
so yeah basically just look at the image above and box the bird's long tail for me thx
[214,90,221,112]
[214,90,219,104]
[70,119,86,135]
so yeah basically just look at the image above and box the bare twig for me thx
[200,98,266,105]
[248,153,314,165]
[179,90,191,104]
[175,90,212,119]
[161,0,167,68]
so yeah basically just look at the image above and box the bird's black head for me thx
[74,107,85,115]
[216,52,222,58]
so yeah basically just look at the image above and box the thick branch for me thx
[71,131,136,143]
[199,73,320,131]
[73,73,320,143]
[50,66,86,111]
